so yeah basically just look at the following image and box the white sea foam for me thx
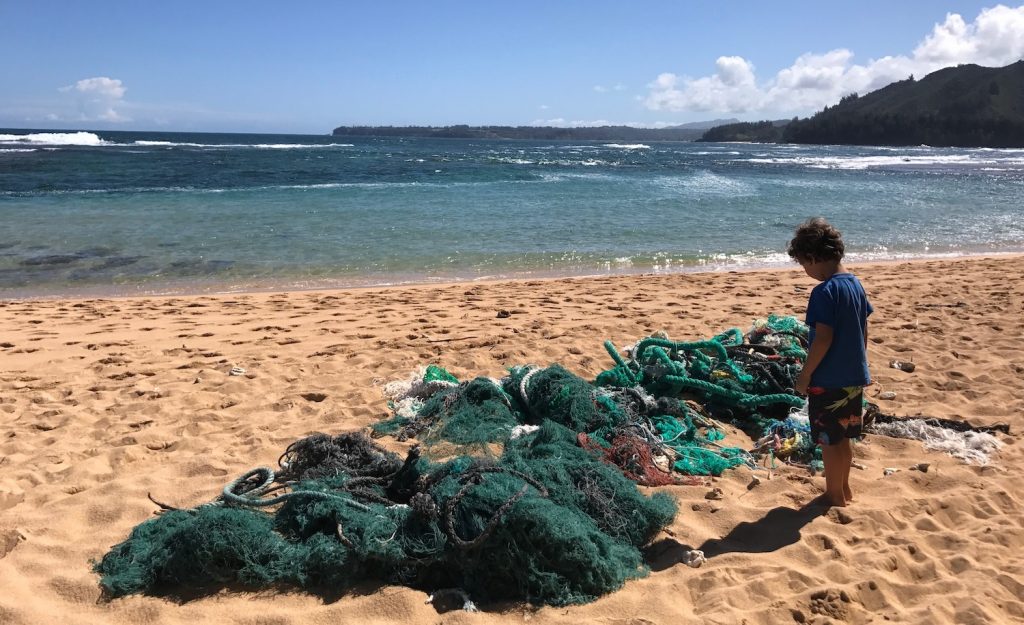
[535,158,613,167]
[656,170,756,195]
[0,131,108,146]
[535,171,622,184]
[252,143,354,149]
[0,134,354,150]
[2,178,570,198]
[131,140,354,149]
[603,143,650,149]
[0,185,207,196]
[744,153,1024,169]
[132,140,196,147]
[691,248,982,271]
[489,157,536,165]
[0,148,37,153]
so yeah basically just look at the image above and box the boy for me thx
[788,217,872,507]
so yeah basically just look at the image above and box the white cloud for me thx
[644,57,762,113]
[593,85,608,93]
[60,77,126,99]
[644,4,1024,117]
[915,4,1024,66]
[530,117,616,127]
[57,76,131,122]
[531,117,567,125]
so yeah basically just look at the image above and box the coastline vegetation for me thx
[701,61,1024,147]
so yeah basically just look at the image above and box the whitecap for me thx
[131,140,355,149]
[603,143,650,150]
[740,154,1021,169]
[251,143,354,149]
[489,157,536,165]
[0,131,108,146]
[655,170,756,195]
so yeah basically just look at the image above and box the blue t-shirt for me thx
[805,273,873,388]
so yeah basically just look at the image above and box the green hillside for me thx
[782,61,1024,147]
[697,120,788,143]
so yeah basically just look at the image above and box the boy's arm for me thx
[796,322,833,394]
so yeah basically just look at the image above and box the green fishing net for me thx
[95,424,676,606]
[96,314,813,607]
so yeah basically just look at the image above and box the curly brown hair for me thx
[787,217,845,263]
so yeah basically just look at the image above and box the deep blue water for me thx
[2,129,1023,297]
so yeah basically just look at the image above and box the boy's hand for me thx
[795,372,810,396]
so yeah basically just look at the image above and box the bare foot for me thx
[844,484,854,503]
[809,493,846,508]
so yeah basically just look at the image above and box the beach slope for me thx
[1,256,1022,624]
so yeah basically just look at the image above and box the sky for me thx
[1,1,1022,134]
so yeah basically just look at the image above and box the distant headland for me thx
[331,119,739,142]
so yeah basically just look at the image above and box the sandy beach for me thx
[1,255,1022,625]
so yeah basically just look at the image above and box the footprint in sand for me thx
[829,509,854,525]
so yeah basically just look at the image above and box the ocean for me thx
[2,129,1023,297]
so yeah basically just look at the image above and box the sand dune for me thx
[1,256,1022,625]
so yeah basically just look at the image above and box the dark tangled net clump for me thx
[787,217,845,263]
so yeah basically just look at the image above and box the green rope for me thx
[659,374,804,410]
[602,340,638,386]
[712,327,745,346]
[634,337,752,384]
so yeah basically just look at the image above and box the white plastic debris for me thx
[871,419,1002,465]
[510,424,541,440]
[889,359,916,373]
[683,549,707,568]
[229,366,246,376]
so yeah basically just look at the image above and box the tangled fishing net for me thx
[377,315,815,480]
[96,425,676,606]
[96,313,1005,606]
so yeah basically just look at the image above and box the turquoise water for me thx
[2,129,1023,297]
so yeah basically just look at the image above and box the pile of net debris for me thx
[96,313,1003,606]
[376,314,814,479]
[94,315,814,606]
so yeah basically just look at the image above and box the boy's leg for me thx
[820,443,846,507]
[808,386,857,507]
[839,438,854,503]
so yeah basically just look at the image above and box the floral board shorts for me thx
[807,386,864,447]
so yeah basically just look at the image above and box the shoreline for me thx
[3,250,1022,302]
